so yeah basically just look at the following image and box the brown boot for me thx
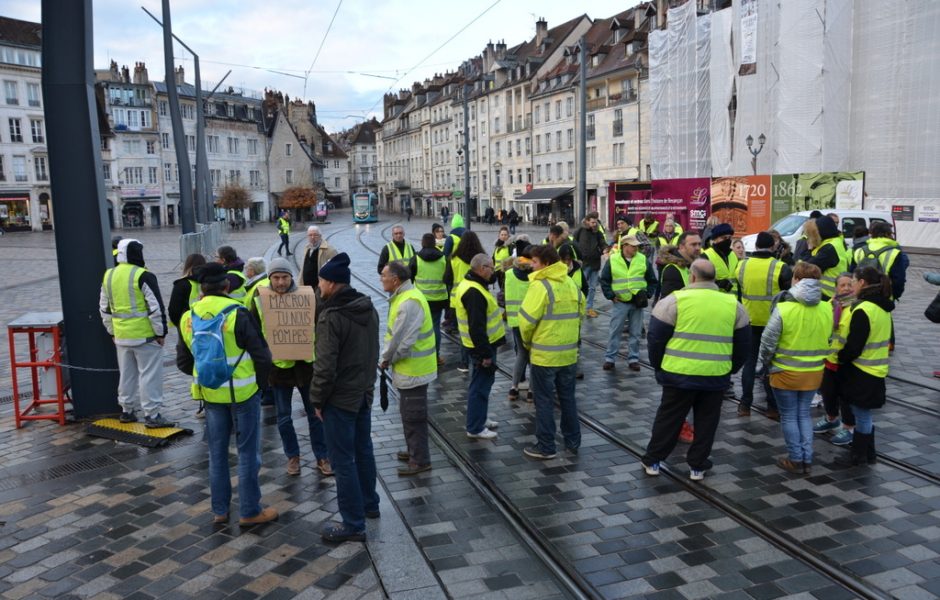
[776,456,803,474]
[239,507,278,526]
[287,456,300,476]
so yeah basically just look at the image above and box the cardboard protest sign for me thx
[257,286,316,361]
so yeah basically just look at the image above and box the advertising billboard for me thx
[710,176,771,235]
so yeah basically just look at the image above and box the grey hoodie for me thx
[758,278,823,371]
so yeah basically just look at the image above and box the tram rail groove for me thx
[359,225,895,600]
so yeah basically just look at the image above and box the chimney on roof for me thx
[133,62,149,84]
[120,64,130,83]
[496,40,506,60]
[536,18,548,47]
[109,60,120,81]
[484,40,495,70]
[174,65,185,86]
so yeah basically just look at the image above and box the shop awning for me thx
[513,187,573,202]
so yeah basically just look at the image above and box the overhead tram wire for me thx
[303,0,345,98]
[363,0,504,116]
[173,56,462,76]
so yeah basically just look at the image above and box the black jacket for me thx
[377,240,416,275]
[657,246,692,300]
[168,276,198,328]
[310,286,380,412]
[409,247,450,311]
[837,291,895,409]
[175,294,272,392]
[223,258,245,293]
[572,225,606,269]
[460,271,505,360]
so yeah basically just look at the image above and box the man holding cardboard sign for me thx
[251,257,332,477]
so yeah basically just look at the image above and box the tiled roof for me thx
[0,16,41,49]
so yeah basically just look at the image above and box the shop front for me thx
[514,187,574,226]
[0,193,32,232]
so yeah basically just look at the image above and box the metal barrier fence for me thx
[179,221,224,262]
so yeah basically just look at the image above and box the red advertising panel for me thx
[609,179,711,233]
[710,175,772,235]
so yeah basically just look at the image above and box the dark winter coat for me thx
[310,286,380,412]
[460,271,506,360]
[657,246,691,300]
[571,225,607,269]
[168,276,199,328]
[837,290,895,409]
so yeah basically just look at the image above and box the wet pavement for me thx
[0,216,938,599]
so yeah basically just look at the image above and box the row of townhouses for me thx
[0,16,351,231]
[374,2,669,226]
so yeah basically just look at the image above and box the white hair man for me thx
[301,225,337,290]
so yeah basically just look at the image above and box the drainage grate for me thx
[0,454,122,493]
[0,390,32,405]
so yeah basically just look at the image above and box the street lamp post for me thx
[746,133,766,176]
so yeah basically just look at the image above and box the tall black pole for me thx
[463,85,472,230]
[578,36,587,221]
[193,55,208,223]
[41,0,120,418]
[162,0,195,233]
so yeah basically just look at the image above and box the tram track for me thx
[357,227,895,600]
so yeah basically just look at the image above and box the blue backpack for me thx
[191,303,246,390]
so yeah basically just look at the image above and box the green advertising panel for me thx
[770,172,865,223]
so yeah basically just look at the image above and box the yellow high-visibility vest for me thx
[737,257,783,326]
[771,301,833,372]
[386,288,437,377]
[453,280,504,348]
[851,301,891,377]
[661,288,738,376]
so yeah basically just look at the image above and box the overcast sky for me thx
[4,0,636,133]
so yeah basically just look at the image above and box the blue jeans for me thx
[774,388,815,464]
[205,392,262,519]
[605,300,643,363]
[511,327,529,388]
[272,384,328,461]
[741,327,777,410]
[467,357,496,434]
[430,305,443,357]
[852,406,874,434]
[582,265,600,310]
[531,364,580,453]
[323,396,379,532]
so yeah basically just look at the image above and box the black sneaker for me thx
[523,446,557,460]
[118,411,137,423]
[144,414,176,429]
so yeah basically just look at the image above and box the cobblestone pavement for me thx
[0,217,938,599]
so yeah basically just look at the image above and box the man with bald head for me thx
[641,259,751,481]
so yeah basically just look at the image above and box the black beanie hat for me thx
[319,252,351,284]
[755,231,775,250]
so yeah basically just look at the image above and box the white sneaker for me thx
[466,427,497,440]
[811,394,823,408]
[485,419,498,429]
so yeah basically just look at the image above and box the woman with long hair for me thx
[450,230,487,372]
[168,253,207,416]
[836,266,894,465]
[813,273,856,445]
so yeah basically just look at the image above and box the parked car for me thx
[741,209,893,253]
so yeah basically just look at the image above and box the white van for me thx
[741,209,894,254]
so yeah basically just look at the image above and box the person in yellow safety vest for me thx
[757,262,833,474]
[835,266,894,466]
[813,273,857,446]
[411,233,450,365]
[657,232,702,300]
[440,213,468,338]
[453,253,506,439]
[99,238,174,429]
[216,245,248,301]
[638,211,660,237]
[657,219,681,249]
[805,216,849,301]
[276,211,292,256]
[432,223,447,251]
[641,259,751,481]
[664,212,684,237]
[449,231,487,372]
[249,258,333,478]
[611,215,640,251]
[702,223,739,297]
[177,262,277,526]
[242,257,270,308]
[505,245,534,402]
[519,244,585,459]
[852,221,909,301]
[377,225,415,275]
[168,253,209,416]
[736,232,792,417]
[492,226,512,290]
[600,234,656,372]
[379,261,438,476]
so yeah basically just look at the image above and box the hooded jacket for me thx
[99,240,168,344]
[310,286,380,412]
[758,278,823,369]
[656,246,692,300]
[443,214,466,256]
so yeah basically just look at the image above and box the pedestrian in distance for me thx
[277,211,291,256]
[216,245,247,302]
[508,208,519,234]
[736,232,792,417]
[813,273,857,445]
[441,204,450,225]
[176,262,277,526]
[505,244,534,402]
[600,234,655,372]
[642,259,751,480]
[99,239,173,428]
[411,233,449,364]
[492,226,512,291]
[572,212,607,319]
[311,253,381,542]
[758,262,832,474]
[168,252,208,418]
[835,266,894,466]
[300,225,338,290]
[377,225,415,275]
[380,261,437,476]
[453,253,506,439]
[250,258,332,478]
[520,245,584,459]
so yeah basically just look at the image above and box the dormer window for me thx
[592,55,601,67]
[614,29,624,43]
